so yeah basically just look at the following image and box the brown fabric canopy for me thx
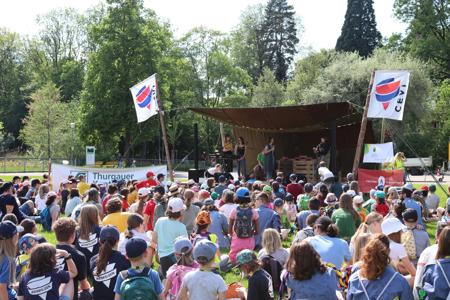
[190,102,358,132]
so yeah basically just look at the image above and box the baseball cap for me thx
[168,197,186,213]
[376,191,385,199]
[61,179,70,185]
[193,239,217,262]
[227,184,235,191]
[22,181,30,187]
[196,211,212,225]
[47,191,57,198]
[420,185,429,192]
[353,195,364,204]
[125,238,148,259]
[236,249,256,267]
[186,179,196,186]
[146,171,155,177]
[273,198,284,207]
[0,221,23,240]
[236,187,250,200]
[275,177,282,183]
[289,174,297,180]
[138,188,149,197]
[99,225,120,242]
[211,192,219,200]
[346,190,356,198]
[284,193,294,202]
[18,233,39,251]
[218,175,226,183]
[369,189,377,198]
[381,218,406,236]
[402,208,418,223]
[262,185,273,194]
[376,184,384,191]
[402,183,413,191]
[203,198,214,206]
[174,237,193,254]
[199,190,210,199]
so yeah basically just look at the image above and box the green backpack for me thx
[119,267,158,300]
[297,194,310,211]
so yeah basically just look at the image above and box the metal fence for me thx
[0,157,210,173]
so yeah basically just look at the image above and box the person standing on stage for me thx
[235,137,247,180]
[313,137,330,167]
[263,137,275,180]
[223,134,234,173]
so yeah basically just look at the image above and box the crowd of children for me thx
[0,168,449,300]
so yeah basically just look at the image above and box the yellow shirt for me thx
[223,141,233,152]
[128,190,138,205]
[102,212,132,232]
[77,181,90,196]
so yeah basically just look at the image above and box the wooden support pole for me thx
[155,74,174,181]
[352,70,376,177]
[380,118,386,143]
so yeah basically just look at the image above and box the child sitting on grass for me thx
[179,240,227,300]
[16,234,39,281]
[163,237,199,300]
[113,237,163,300]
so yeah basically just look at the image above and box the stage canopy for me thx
[191,102,373,177]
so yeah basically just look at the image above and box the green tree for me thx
[0,29,29,146]
[336,0,382,57]
[262,0,299,82]
[394,0,449,79]
[20,83,73,159]
[251,67,285,107]
[231,4,266,83]
[79,0,172,162]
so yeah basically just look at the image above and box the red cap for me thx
[199,190,210,199]
[146,171,155,178]
[420,185,429,192]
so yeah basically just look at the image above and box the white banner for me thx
[51,164,166,190]
[130,74,159,123]
[363,142,394,163]
[367,70,410,121]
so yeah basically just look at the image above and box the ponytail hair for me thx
[177,247,195,267]
[96,238,116,274]
[124,213,144,239]
[315,216,339,238]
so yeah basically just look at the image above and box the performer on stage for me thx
[223,134,234,173]
[263,137,275,180]
[235,136,247,179]
[313,137,330,167]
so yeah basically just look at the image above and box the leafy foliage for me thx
[251,68,285,107]
[336,0,382,57]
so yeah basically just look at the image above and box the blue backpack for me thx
[40,206,52,231]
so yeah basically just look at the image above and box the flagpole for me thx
[155,74,174,181]
[352,70,376,177]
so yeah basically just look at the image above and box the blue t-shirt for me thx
[18,270,70,300]
[0,257,16,300]
[347,266,413,300]
[403,198,424,226]
[209,211,229,249]
[285,268,338,299]
[154,217,188,258]
[296,209,320,230]
[256,205,279,246]
[90,250,131,300]
[113,267,163,298]
[305,235,351,268]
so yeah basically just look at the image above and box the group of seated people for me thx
[0,168,449,300]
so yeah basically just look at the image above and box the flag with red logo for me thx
[130,74,159,123]
[367,70,410,121]
[358,168,404,192]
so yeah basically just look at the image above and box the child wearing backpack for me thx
[297,183,314,211]
[114,237,163,300]
[191,210,220,261]
[283,193,297,222]
[40,191,60,231]
[228,187,259,264]
[17,243,77,300]
[16,234,39,281]
[236,249,274,300]
[372,191,389,217]
[179,240,227,300]
[163,237,199,300]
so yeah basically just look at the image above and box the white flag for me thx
[130,74,159,123]
[363,142,394,163]
[367,70,410,121]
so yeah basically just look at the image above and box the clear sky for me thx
[0,0,406,51]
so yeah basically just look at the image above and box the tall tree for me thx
[394,0,449,79]
[20,83,73,159]
[336,0,381,57]
[251,67,285,107]
[262,0,299,82]
[79,0,172,162]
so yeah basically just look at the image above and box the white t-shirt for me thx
[318,167,334,181]
[128,202,139,214]
[389,240,408,265]
[425,194,440,211]
[413,244,438,299]
[181,270,227,300]
[258,248,290,267]
[219,203,237,221]
[118,230,152,255]
[35,194,47,211]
